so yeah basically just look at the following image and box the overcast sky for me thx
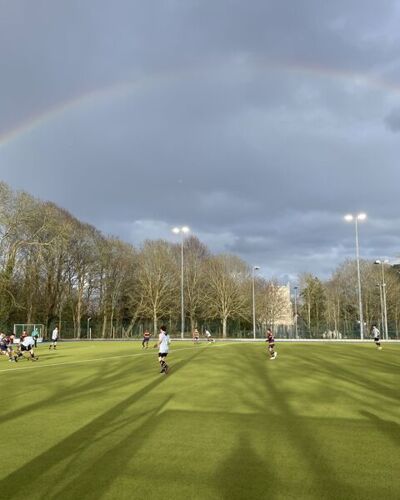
[1,0,400,281]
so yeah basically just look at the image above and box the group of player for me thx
[193,328,215,344]
[0,326,59,364]
[2,321,382,375]
[0,332,39,362]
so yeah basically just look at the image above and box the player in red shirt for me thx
[142,330,151,349]
[266,328,277,360]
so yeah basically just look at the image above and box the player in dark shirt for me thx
[266,328,277,360]
[0,334,18,362]
[142,330,151,349]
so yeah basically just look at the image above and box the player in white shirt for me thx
[49,327,59,350]
[205,329,215,343]
[17,335,39,361]
[157,326,170,374]
[371,325,382,350]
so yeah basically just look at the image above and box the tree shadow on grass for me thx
[305,352,399,404]
[251,361,360,500]
[0,350,202,499]
[360,410,400,444]
[0,361,137,426]
[214,433,274,500]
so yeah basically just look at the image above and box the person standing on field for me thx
[205,329,214,343]
[49,326,59,350]
[157,325,170,374]
[32,328,39,348]
[142,329,151,349]
[371,325,382,350]
[266,328,277,360]
[193,328,200,343]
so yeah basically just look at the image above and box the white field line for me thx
[0,342,236,374]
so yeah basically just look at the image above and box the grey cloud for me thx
[1,0,400,280]
[384,108,400,132]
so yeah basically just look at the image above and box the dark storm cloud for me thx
[1,0,400,280]
[384,108,400,132]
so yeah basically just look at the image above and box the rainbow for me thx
[1,59,398,149]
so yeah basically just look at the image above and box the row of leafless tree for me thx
[299,260,400,338]
[1,181,399,338]
[0,182,290,338]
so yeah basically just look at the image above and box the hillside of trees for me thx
[1,181,399,339]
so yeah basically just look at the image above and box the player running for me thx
[49,326,59,350]
[0,333,18,362]
[266,328,277,360]
[142,329,151,349]
[205,329,215,343]
[371,325,382,350]
[157,326,170,374]
[193,328,200,343]
[17,334,39,361]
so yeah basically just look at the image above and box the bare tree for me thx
[202,254,249,338]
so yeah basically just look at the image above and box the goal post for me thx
[13,324,45,342]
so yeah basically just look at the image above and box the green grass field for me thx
[0,341,399,500]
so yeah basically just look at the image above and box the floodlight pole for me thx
[376,283,385,338]
[180,234,184,340]
[345,213,366,340]
[173,226,190,340]
[375,260,389,340]
[87,317,92,340]
[252,266,260,340]
[294,286,298,339]
[354,217,364,340]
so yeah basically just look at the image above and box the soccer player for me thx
[205,328,214,343]
[17,334,39,361]
[32,327,39,348]
[157,325,170,374]
[193,328,200,343]
[371,325,382,350]
[142,329,151,349]
[0,333,18,362]
[266,328,277,360]
[49,326,59,350]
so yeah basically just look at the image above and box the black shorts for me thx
[143,338,150,342]
[158,352,168,358]
[21,344,33,351]
[374,337,380,343]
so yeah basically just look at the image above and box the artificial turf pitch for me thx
[0,341,399,500]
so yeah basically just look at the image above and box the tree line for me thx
[1,182,399,338]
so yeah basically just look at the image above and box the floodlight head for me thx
[181,226,190,233]
[344,214,354,222]
[172,227,180,234]
[374,260,381,265]
[357,213,367,221]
